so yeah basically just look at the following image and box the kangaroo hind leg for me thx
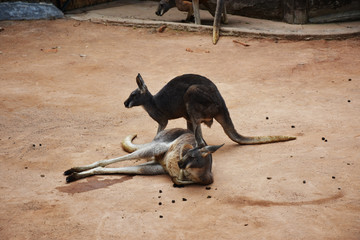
[64,142,170,176]
[66,161,166,183]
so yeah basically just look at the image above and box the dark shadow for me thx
[56,175,134,194]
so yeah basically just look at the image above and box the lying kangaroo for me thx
[64,128,223,186]
[124,74,296,146]
[155,0,226,44]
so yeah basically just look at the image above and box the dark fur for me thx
[124,74,296,146]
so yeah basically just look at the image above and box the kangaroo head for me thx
[124,73,150,108]
[156,0,176,16]
[178,143,224,185]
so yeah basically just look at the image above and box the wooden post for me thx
[192,0,201,24]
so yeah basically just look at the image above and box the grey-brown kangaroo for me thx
[64,128,223,186]
[124,74,296,146]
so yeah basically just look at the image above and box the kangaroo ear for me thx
[180,144,193,158]
[136,73,147,93]
[200,144,224,157]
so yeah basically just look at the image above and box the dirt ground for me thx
[0,19,359,239]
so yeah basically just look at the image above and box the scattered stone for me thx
[291,125,295,128]
[39,144,42,147]
[158,202,162,206]
[32,144,36,147]
[244,224,248,226]
[182,198,187,201]
[322,137,325,140]
[266,117,269,120]
[338,187,341,190]
[25,167,28,169]
[157,25,167,33]
[159,215,163,218]
[159,190,162,193]
[267,177,272,180]
[79,54,86,58]
[40,174,45,178]
[348,100,351,103]
[205,186,211,190]
[332,176,336,179]
[172,200,175,203]
[348,78,352,81]
[303,180,306,184]
[207,195,212,199]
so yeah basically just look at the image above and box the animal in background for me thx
[124,73,296,146]
[64,128,223,186]
[155,0,227,44]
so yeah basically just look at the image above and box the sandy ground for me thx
[0,19,359,239]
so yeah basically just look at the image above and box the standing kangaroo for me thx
[64,128,223,186]
[155,0,226,44]
[124,74,296,146]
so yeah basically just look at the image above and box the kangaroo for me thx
[155,0,226,44]
[156,0,227,24]
[124,74,296,146]
[64,128,223,186]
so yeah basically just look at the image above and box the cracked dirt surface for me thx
[0,19,359,239]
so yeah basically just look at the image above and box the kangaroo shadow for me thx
[56,175,134,194]
[227,192,344,207]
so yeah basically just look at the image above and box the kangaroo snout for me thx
[124,99,132,108]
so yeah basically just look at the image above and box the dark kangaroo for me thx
[124,74,296,146]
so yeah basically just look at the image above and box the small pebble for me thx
[322,137,325,140]
[158,202,162,206]
[79,54,87,58]
[347,163,350,165]
[25,167,28,169]
[207,195,212,199]
[244,224,248,226]
[182,198,187,201]
[39,144,42,147]
[325,139,328,142]
[159,215,163,218]
[338,187,341,190]
[159,190,162,193]
[332,176,336,179]
[348,100,351,103]
[266,117,269,120]
[205,186,211,190]
[303,180,306,184]
[32,144,36,147]
[158,196,161,198]
[40,174,45,178]
[348,78,352,81]
[267,177,272,180]
[172,200,175,203]
[291,125,295,128]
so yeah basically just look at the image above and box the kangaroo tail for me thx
[215,110,296,145]
[121,134,141,153]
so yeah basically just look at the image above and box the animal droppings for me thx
[159,190,162,193]
[322,137,325,140]
[32,144,36,147]
[159,215,163,218]
[303,180,306,184]
[332,176,336,179]
[205,186,211,190]
[291,125,295,128]
[182,198,187,201]
[207,195,212,199]
[172,200,175,203]
[266,117,269,120]
[40,174,45,178]
[348,100,351,103]
[39,144,42,147]
[244,224,248,226]
[267,177,272,180]
[348,78,352,81]
[338,187,341,190]
[158,202,162,206]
